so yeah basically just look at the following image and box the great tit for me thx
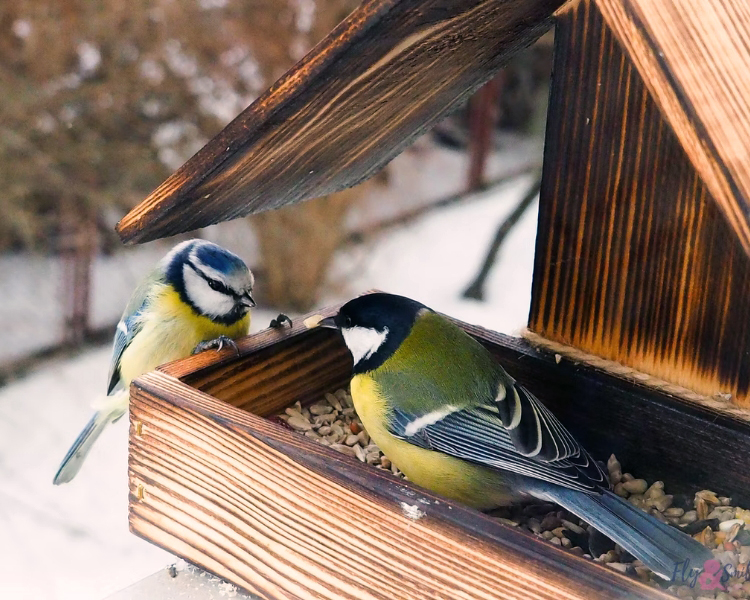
[317,293,711,579]
[53,239,255,485]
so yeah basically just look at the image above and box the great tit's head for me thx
[319,293,428,373]
[165,239,255,324]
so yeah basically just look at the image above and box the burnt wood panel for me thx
[129,370,671,600]
[530,0,750,405]
[116,0,563,244]
[596,0,750,257]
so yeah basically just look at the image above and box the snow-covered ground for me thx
[0,147,540,599]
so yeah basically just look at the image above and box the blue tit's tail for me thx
[542,487,712,580]
[53,390,129,485]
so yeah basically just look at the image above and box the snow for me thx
[0,144,540,599]
[0,242,177,366]
[328,173,538,336]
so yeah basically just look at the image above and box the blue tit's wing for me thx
[106,270,164,394]
[386,375,608,494]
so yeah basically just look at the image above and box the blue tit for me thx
[53,239,255,485]
[317,293,711,579]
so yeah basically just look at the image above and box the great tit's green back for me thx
[376,310,504,415]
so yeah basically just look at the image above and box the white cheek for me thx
[183,266,234,317]
[341,326,389,365]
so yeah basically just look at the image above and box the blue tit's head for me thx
[164,239,255,324]
[320,293,428,373]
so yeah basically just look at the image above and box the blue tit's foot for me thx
[269,313,293,329]
[192,335,239,355]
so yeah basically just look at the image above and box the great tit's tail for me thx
[53,390,129,485]
[543,487,712,580]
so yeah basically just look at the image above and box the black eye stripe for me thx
[188,262,237,297]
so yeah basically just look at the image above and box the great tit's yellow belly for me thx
[118,288,250,388]
[350,374,515,511]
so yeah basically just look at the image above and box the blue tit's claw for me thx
[270,313,293,329]
[192,335,239,356]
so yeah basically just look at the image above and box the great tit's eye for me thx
[343,315,352,327]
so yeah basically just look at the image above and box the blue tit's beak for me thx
[241,292,256,308]
[317,316,338,329]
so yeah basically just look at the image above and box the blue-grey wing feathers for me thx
[390,380,608,493]
[106,270,163,394]
[107,315,140,394]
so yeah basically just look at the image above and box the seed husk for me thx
[330,444,356,457]
[614,483,629,497]
[309,402,333,416]
[622,479,648,494]
[287,416,313,431]
[324,393,343,411]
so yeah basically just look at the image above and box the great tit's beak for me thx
[303,314,338,329]
[316,316,338,329]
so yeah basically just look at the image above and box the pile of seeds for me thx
[272,388,402,477]
[274,389,750,599]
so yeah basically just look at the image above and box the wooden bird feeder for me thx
[122,0,750,598]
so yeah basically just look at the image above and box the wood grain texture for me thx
[530,0,750,406]
[158,305,351,416]
[595,0,750,256]
[130,301,750,598]
[129,370,671,600]
[116,0,562,244]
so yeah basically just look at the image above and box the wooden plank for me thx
[129,370,671,600]
[157,304,351,416]
[595,0,750,256]
[115,0,563,244]
[530,0,750,405]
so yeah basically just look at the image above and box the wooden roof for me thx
[596,0,750,256]
[117,0,750,255]
[115,0,563,244]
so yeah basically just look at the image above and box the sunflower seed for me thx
[287,416,313,431]
[309,402,334,416]
[622,479,648,494]
[330,444,356,457]
[614,483,629,497]
[325,393,343,411]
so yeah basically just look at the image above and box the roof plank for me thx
[116,0,562,244]
[596,0,750,255]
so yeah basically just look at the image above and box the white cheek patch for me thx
[341,326,389,366]
[182,264,235,317]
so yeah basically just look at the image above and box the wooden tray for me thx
[128,302,750,600]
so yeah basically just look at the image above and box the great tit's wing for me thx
[384,366,608,492]
[106,270,164,394]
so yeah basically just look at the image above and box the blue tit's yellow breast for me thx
[350,374,513,510]
[118,286,250,388]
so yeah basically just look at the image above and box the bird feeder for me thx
[121,0,750,598]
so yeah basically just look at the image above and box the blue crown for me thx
[193,242,247,275]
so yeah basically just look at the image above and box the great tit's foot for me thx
[269,313,293,329]
[192,335,239,356]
